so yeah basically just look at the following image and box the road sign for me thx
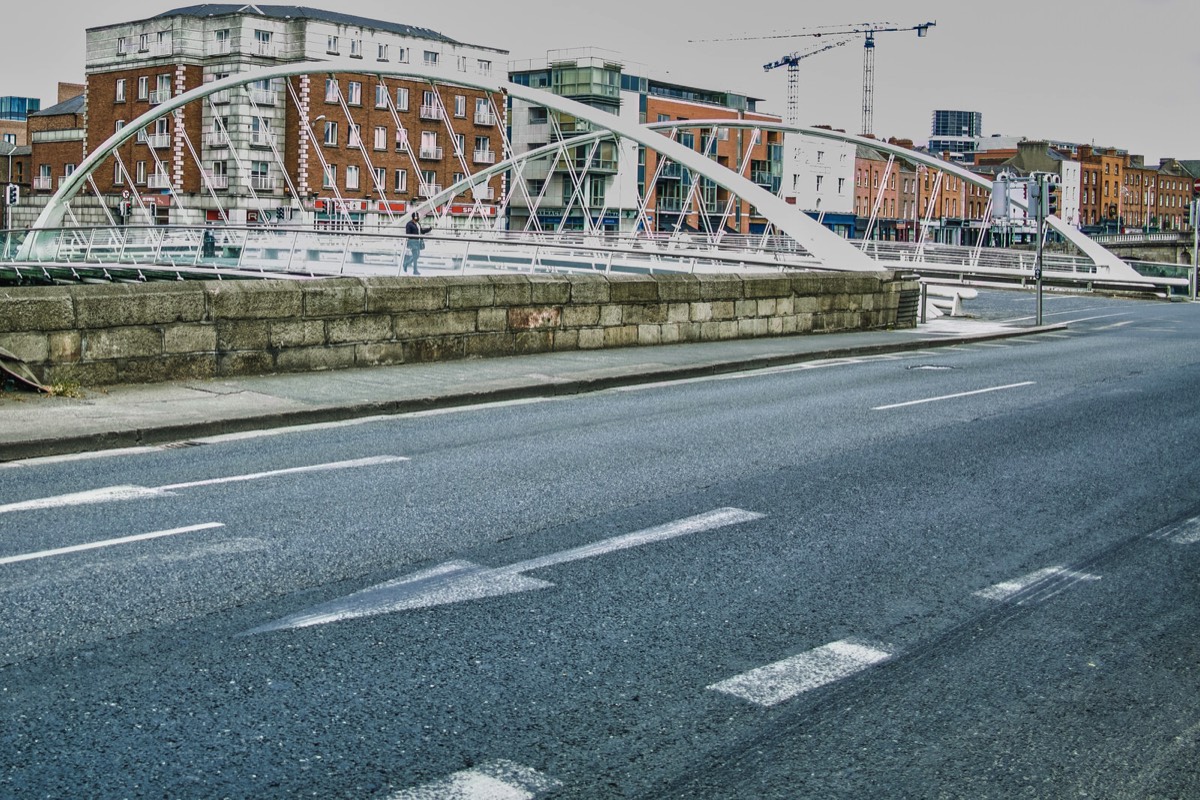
[244,507,765,634]
[122,190,131,200]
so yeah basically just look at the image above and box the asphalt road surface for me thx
[2,289,1198,799]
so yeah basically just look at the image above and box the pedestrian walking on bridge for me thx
[403,211,432,275]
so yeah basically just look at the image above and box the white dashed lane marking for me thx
[974,566,1101,604]
[708,640,893,707]
[0,523,225,566]
[387,760,561,800]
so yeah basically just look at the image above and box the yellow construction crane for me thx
[694,20,935,136]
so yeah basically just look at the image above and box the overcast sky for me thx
[2,0,1196,162]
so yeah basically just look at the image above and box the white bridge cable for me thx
[206,96,264,213]
[181,114,230,225]
[487,94,547,234]
[547,111,600,238]
[85,175,119,229]
[429,81,492,229]
[111,150,155,224]
[861,154,895,247]
[285,78,351,228]
[673,125,722,240]
[247,89,305,220]
[141,121,189,219]
[715,129,761,247]
[331,76,396,226]
[917,169,943,259]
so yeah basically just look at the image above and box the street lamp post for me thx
[1191,197,1199,302]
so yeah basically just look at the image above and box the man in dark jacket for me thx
[403,211,432,274]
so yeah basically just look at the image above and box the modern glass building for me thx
[0,96,41,121]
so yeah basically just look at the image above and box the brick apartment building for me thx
[16,4,508,229]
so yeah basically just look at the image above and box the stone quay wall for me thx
[0,272,918,388]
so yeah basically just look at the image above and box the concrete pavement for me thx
[0,317,1064,462]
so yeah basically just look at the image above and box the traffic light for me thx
[4,184,17,205]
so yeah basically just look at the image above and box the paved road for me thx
[1,291,1198,798]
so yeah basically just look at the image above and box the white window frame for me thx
[395,87,409,111]
[345,165,360,191]
[324,78,339,103]
[347,81,362,106]
[322,164,336,189]
[115,79,126,103]
[375,84,388,109]
[323,120,338,146]
[137,76,149,101]
[373,126,387,151]
[395,169,407,193]
[326,35,339,54]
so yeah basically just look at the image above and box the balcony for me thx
[208,89,232,105]
[573,157,618,174]
[249,174,280,191]
[473,149,496,165]
[204,130,228,148]
[148,89,172,105]
[202,173,229,190]
[419,104,443,121]
[145,133,172,149]
[208,40,232,57]
[149,42,173,58]
[473,185,495,201]
[417,183,443,197]
[418,146,444,160]
[658,162,683,179]
[250,131,273,147]
[33,176,52,191]
[248,88,276,106]
[254,42,278,58]
[474,110,496,126]
[656,197,684,213]
[147,173,173,190]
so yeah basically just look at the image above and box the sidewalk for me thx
[0,318,1064,463]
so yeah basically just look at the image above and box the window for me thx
[323,120,338,145]
[139,33,149,52]
[396,127,409,150]
[374,126,387,150]
[395,169,407,192]
[374,167,385,189]
[816,150,824,163]
[113,162,124,185]
[350,38,362,58]
[423,50,439,67]
[326,35,339,54]
[421,169,437,190]
[348,124,361,148]
[717,127,729,141]
[117,37,127,55]
[213,29,230,53]
[137,76,149,100]
[454,95,466,118]
[136,161,147,184]
[455,133,466,156]
[115,79,126,103]
[251,161,270,186]
[251,116,269,145]
[529,107,548,124]
[346,165,360,190]
[815,175,823,191]
[457,55,469,72]
[254,29,272,54]
[395,87,409,111]
[478,59,492,74]
[347,81,362,105]
[323,165,336,188]
[837,178,844,195]
[325,79,339,103]
[375,84,388,109]
[527,178,545,196]
[377,43,388,61]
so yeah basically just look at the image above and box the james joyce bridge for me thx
[0,58,1186,294]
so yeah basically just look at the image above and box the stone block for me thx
[394,311,478,338]
[303,280,367,317]
[446,277,496,309]
[554,329,580,351]
[710,301,736,320]
[0,332,49,364]
[270,320,325,349]
[48,331,82,364]
[775,296,795,315]
[0,287,75,333]
[209,281,303,321]
[768,317,784,335]
[163,324,217,354]
[607,275,658,303]
[738,318,769,337]
[405,337,466,363]
[717,320,739,340]
[464,332,518,358]
[116,354,216,384]
[217,350,275,377]
[603,325,639,347]
[690,302,713,323]
[528,276,572,304]
[43,361,117,387]
[790,273,826,297]
[667,303,691,324]
[795,296,820,314]
[655,274,701,302]
[623,304,668,325]
[84,327,163,361]
[513,330,555,354]
[757,298,777,317]
[599,305,623,326]
[742,276,789,299]
[275,344,358,373]
[477,307,508,332]
[700,321,721,340]
[637,325,662,345]
[488,275,533,306]
[562,305,600,328]
[72,283,207,329]
[507,306,562,331]
[698,275,743,301]
[216,320,270,351]
[355,342,407,367]
[326,315,393,345]
[734,299,757,318]
[363,278,447,313]
[578,328,605,349]
[568,275,611,304]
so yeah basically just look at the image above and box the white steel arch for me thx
[24,59,878,271]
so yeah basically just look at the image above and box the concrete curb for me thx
[0,323,1067,462]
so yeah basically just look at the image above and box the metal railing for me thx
[145,133,172,149]
[147,173,173,190]
[419,104,443,121]
[474,111,496,126]
[148,89,172,105]
[473,150,496,164]
[418,146,444,160]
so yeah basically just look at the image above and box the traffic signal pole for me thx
[1032,175,1045,326]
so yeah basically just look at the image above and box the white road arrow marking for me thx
[245,507,764,635]
[0,456,408,515]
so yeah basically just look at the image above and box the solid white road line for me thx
[974,567,1101,602]
[387,760,561,800]
[708,640,893,707]
[0,523,224,566]
[1164,517,1200,545]
[873,381,1035,411]
[0,456,408,515]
